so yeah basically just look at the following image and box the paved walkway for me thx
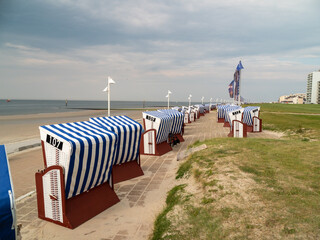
[10,111,277,239]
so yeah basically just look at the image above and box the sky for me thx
[0,0,320,103]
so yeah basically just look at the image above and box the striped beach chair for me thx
[195,105,205,117]
[223,105,241,127]
[141,111,173,156]
[158,109,185,143]
[0,145,17,240]
[182,106,195,123]
[217,104,230,123]
[89,116,144,183]
[36,121,119,229]
[242,106,262,132]
[204,104,210,113]
[226,108,247,138]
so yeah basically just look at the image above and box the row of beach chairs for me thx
[217,105,262,137]
[0,104,223,236]
[35,107,193,229]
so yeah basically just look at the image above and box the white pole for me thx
[108,80,111,117]
[167,90,172,109]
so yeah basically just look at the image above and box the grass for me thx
[150,104,320,239]
[245,103,320,114]
[261,112,320,139]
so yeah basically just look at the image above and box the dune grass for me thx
[150,104,320,239]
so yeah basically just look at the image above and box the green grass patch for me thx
[245,103,320,114]
[176,157,193,179]
[261,112,320,138]
[151,184,187,240]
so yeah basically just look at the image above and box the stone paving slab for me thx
[11,111,277,239]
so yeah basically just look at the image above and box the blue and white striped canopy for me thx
[242,106,260,126]
[224,106,242,123]
[195,105,205,113]
[39,121,118,199]
[90,116,143,165]
[143,111,173,144]
[172,106,182,112]
[158,109,184,134]
[217,105,231,119]
[204,104,210,111]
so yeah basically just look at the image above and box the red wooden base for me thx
[176,133,184,142]
[217,118,224,123]
[155,142,172,156]
[223,122,230,128]
[35,168,119,229]
[112,160,144,184]
[64,182,119,228]
[247,125,253,132]
[199,113,205,117]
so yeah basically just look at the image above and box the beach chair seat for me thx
[158,109,185,142]
[242,106,262,132]
[226,108,247,138]
[36,121,119,229]
[141,111,173,156]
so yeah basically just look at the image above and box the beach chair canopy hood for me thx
[217,104,231,119]
[227,108,244,128]
[242,106,261,126]
[39,121,118,199]
[224,106,242,122]
[0,145,16,240]
[194,105,205,113]
[142,111,173,144]
[89,116,143,165]
[158,109,184,134]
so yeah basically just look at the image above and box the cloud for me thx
[0,0,319,102]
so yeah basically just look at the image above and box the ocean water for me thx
[0,99,203,116]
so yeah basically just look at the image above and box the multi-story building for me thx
[306,70,320,104]
[278,93,306,104]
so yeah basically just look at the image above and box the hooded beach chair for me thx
[36,121,119,229]
[242,106,262,132]
[204,104,210,113]
[141,111,173,156]
[0,145,17,240]
[223,105,242,127]
[194,105,204,117]
[89,116,144,183]
[226,108,247,138]
[181,106,194,123]
[158,109,185,143]
[217,104,231,123]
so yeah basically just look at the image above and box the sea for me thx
[0,99,207,116]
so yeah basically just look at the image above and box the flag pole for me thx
[238,66,241,106]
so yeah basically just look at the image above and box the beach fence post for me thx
[103,76,116,117]
[166,90,172,109]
